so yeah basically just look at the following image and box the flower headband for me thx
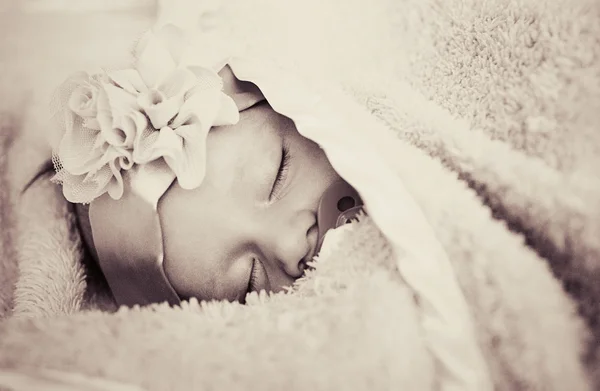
[51,26,240,204]
[50,25,266,306]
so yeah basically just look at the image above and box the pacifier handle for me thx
[315,180,364,254]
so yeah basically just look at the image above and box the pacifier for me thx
[315,180,365,254]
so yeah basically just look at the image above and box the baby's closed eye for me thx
[242,257,268,302]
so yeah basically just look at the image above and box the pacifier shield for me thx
[315,180,364,254]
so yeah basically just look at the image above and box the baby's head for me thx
[73,68,343,306]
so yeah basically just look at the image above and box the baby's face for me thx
[158,102,341,302]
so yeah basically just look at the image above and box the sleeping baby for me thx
[49,24,364,307]
[42,23,495,390]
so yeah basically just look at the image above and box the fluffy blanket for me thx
[1,0,599,390]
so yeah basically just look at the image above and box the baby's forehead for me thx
[193,104,279,188]
[238,100,277,124]
[215,101,292,142]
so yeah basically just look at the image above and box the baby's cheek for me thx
[160,195,202,299]
[309,145,341,186]
[162,244,194,297]
[298,151,342,211]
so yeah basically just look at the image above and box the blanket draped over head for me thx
[0,0,599,390]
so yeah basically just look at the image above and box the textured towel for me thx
[0,0,598,390]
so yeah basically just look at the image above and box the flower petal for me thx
[158,68,199,99]
[171,88,221,129]
[101,146,132,168]
[95,87,113,137]
[119,154,134,171]
[186,66,223,91]
[104,125,126,147]
[75,146,129,184]
[168,123,209,189]
[129,110,149,147]
[157,127,184,158]
[90,165,114,194]
[110,111,146,149]
[83,117,101,130]
[134,29,177,88]
[97,84,140,147]
[52,72,91,112]
[74,147,131,201]
[137,89,182,129]
[106,159,125,200]
[108,69,148,95]
[133,126,183,165]
[213,93,241,126]
[57,116,105,175]
[68,84,98,118]
[90,72,111,86]
[132,126,159,164]
[101,83,139,116]
[91,134,106,151]
[49,72,99,150]
[54,164,113,204]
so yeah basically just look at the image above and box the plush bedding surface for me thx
[0,0,599,390]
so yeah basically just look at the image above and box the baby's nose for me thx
[271,210,316,278]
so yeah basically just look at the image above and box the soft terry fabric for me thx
[1,0,599,390]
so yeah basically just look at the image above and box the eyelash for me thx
[269,141,291,201]
[247,258,259,294]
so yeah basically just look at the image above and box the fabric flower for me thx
[51,25,240,203]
